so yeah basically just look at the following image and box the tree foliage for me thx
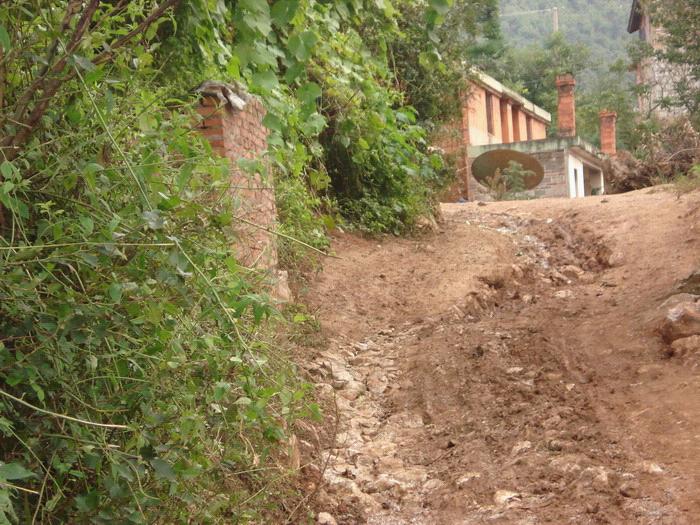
[489,31,637,150]
[500,0,634,81]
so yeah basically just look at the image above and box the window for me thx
[485,92,494,136]
[511,108,520,142]
[526,116,533,140]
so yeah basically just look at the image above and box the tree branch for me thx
[1,0,181,162]
[93,0,181,66]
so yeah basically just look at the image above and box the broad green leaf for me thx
[271,0,299,27]
[262,112,284,132]
[239,0,272,35]
[0,25,10,51]
[108,283,122,303]
[79,216,94,235]
[75,490,99,512]
[150,458,176,482]
[284,61,305,83]
[0,161,15,179]
[0,463,34,481]
[84,68,105,85]
[213,381,231,401]
[297,82,322,106]
[288,31,317,62]
[300,113,326,135]
[251,70,279,92]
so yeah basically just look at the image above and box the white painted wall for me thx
[567,154,585,198]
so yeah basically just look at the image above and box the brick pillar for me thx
[511,106,521,142]
[195,83,278,272]
[599,110,617,156]
[555,74,576,137]
[500,99,512,143]
[460,89,472,200]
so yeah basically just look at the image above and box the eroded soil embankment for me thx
[299,189,700,525]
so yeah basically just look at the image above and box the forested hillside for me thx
[500,0,634,72]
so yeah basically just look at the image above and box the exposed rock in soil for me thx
[658,299,700,342]
[299,191,700,524]
[676,268,700,295]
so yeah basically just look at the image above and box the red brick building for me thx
[436,71,613,201]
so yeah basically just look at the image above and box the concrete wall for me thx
[464,137,605,201]
[466,148,570,201]
[531,119,547,140]
[633,13,690,118]
[197,94,278,271]
[466,84,493,146]
[567,154,585,198]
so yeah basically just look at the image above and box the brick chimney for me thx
[599,110,618,155]
[555,74,576,137]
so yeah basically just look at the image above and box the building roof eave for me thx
[570,145,605,169]
[469,68,552,124]
[628,0,642,33]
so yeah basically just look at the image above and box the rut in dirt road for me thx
[301,190,700,525]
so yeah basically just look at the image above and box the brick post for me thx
[511,106,521,142]
[555,74,576,138]
[599,110,618,156]
[499,99,512,144]
[195,82,280,274]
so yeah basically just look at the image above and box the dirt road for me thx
[300,188,700,524]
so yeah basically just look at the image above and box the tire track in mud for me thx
[304,206,688,524]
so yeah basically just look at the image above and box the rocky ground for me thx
[296,188,700,524]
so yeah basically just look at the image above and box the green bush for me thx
[0,4,314,522]
[0,0,458,520]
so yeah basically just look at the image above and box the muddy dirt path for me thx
[301,188,700,524]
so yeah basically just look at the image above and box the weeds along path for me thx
[301,188,700,524]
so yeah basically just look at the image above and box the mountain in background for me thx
[499,0,634,72]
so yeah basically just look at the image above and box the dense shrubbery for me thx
[500,0,633,76]
[0,3,327,522]
[0,0,462,521]
[160,0,455,244]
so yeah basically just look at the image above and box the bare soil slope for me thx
[301,188,700,524]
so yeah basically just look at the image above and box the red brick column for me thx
[196,88,278,272]
[499,99,512,144]
[511,106,521,142]
[555,74,576,137]
[599,110,618,156]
